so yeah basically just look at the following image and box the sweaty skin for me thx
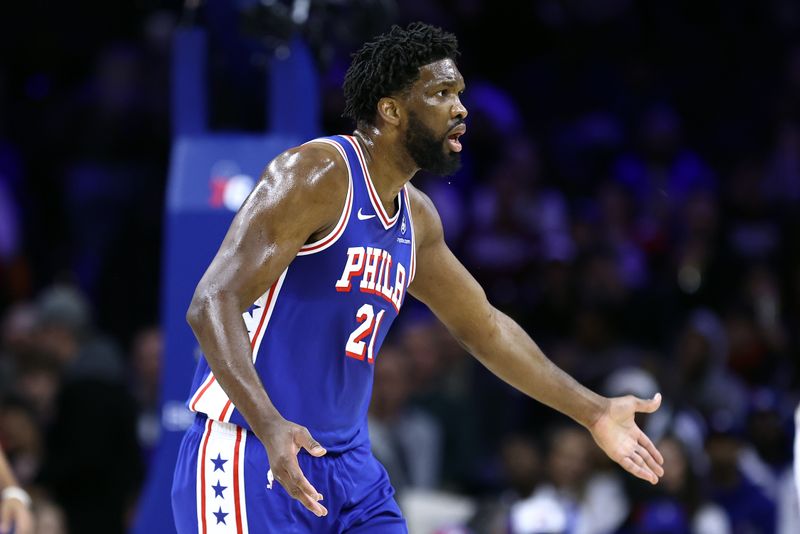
[187,58,664,518]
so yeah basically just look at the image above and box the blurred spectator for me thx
[465,135,572,312]
[739,388,798,534]
[399,314,481,492]
[613,104,716,252]
[130,326,163,463]
[22,284,143,533]
[15,349,61,423]
[498,433,542,502]
[38,374,143,534]
[706,428,776,533]
[369,343,442,495]
[0,396,43,488]
[0,302,38,393]
[620,434,730,534]
[723,160,782,266]
[671,308,749,431]
[509,423,628,534]
[32,284,125,382]
[764,121,800,205]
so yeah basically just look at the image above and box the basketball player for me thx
[172,22,665,533]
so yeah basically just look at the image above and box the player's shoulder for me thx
[406,182,433,210]
[406,182,443,244]
[263,138,349,196]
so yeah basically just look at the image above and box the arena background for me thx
[1,1,799,533]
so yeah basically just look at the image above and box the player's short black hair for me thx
[342,22,459,126]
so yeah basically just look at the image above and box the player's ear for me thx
[376,97,401,126]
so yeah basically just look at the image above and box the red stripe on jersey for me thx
[190,375,216,413]
[233,426,244,533]
[218,276,280,420]
[299,173,353,253]
[404,187,417,283]
[347,136,400,228]
[199,419,213,534]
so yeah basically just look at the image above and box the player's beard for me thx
[405,111,462,176]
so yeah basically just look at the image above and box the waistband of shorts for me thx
[191,413,371,453]
[191,413,248,440]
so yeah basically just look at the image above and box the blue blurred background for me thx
[1,1,799,533]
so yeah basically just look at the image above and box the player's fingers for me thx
[620,456,658,485]
[639,433,664,465]
[277,462,327,517]
[296,427,327,457]
[635,392,662,414]
[636,444,664,478]
[628,450,658,484]
[287,484,328,517]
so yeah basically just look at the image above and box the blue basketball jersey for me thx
[186,135,417,453]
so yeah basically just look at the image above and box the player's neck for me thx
[352,128,417,207]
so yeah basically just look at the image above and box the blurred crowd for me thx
[1,0,800,533]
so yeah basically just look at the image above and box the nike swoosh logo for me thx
[357,208,376,220]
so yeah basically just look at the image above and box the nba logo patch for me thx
[401,216,406,235]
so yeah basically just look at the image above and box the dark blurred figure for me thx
[724,265,791,389]
[39,380,143,534]
[706,428,776,533]
[465,135,572,315]
[399,315,481,493]
[369,343,442,495]
[439,433,543,534]
[0,396,43,489]
[0,302,38,393]
[31,284,124,381]
[14,348,61,424]
[670,188,729,315]
[29,284,143,533]
[613,104,716,276]
[498,433,542,503]
[670,308,749,430]
[509,423,628,534]
[129,326,163,465]
[763,120,800,207]
[738,388,798,534]
[619,434,730,534]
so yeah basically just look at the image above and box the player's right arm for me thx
[186,142,347,517]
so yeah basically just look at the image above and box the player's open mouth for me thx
[446,124,466,152]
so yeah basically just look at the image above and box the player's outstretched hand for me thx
[588,393,665,485]
[0,493,34,534]
[259,417,328,517]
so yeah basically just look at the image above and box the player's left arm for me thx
[407,186,664,484]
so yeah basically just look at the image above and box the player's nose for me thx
[452,98,468,120]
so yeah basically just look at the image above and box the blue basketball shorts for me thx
[171,415,408,533]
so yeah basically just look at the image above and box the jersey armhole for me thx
[403,185,417,284]
[296,139,354,256]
